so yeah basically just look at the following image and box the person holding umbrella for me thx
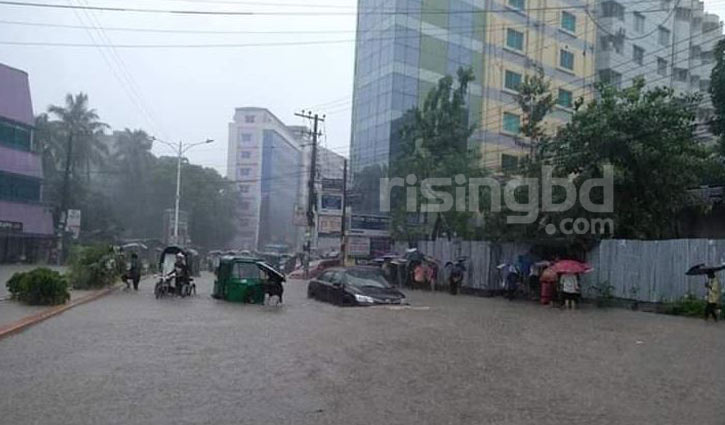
[686,264,723,322]
[705,271,721,322]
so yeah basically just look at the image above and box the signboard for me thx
[322,178,344,192]
[293,204,308,227]
[349,214,390,237]
[0,220,22,232]
[318,214,342,235]
[66,209,81,240]
[348,236,371,257]
[320,194,343,213]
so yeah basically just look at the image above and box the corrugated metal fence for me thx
[394,239,725,302]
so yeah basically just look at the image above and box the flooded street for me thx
[0,273,723,425]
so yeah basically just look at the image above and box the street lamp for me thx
[152,137,214,245]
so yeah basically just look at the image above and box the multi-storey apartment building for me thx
[594,0,722,139]
[479,0,597,170]
[350,0,722,181]
[227,107,305,251]
[350,0,487,187]
[0,63,54,262]
[349,0,597,181]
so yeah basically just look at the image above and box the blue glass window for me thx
[503,112,521,134]
[557,88,573,108]
[0,120,31,152]
[504,70,522,91]
[508,0,524,10]
[506,29,524,50]
[560,50,574,70]
[0,172,41,203]
[561,12,576,32]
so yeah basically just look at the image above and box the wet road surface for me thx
[0,273,723,425]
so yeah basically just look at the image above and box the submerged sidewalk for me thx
[0,264,120,339]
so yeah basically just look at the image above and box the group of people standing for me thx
[502,258,582,309]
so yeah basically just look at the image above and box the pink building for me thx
[0,63,54,262]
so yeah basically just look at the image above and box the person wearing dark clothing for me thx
[128,253,141,290]
[122,253,142,291]
[174,253,190,294]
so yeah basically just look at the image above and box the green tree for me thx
[147,157,241,249]
[33,113,63,211]
[515,67,556,163]
[391,68,488,240]
[709,38,725,156]
[544,80,710,239]
[47,93,109,245]
[111,129,156,238]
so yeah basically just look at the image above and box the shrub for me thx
[6,268,70,306]
[68,245,119,289]
[592,281,615,308]
[662,294,707,317]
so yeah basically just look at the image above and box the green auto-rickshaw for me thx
[212,256,285,304]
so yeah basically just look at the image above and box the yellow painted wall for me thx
[479,0,596,171]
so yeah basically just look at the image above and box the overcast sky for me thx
[0,0,357,177]
[1,0,724,177]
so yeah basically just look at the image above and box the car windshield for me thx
[345,269,390,288]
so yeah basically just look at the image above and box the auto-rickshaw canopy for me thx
[212,256,285,303]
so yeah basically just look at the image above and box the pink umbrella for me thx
[551,260,593,274]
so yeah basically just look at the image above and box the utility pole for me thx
[340,158,348,266]
[295,110,324,278]
[57,131,74,264]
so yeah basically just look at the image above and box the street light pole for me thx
[152,137,214,246]
[173,141,183,245]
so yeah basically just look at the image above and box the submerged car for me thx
[307,266,407,306]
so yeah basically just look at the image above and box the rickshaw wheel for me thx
[154,282,162,299]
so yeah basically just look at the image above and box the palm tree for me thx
[113,128,154,176]
[47,93,108,256]
[112,129,156,238]
[48,92,109,184]
[33,113,63,207]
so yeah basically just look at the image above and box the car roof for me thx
[322,266,381,274]
[220,255,262,263]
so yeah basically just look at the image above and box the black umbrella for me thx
[686,263,725,276]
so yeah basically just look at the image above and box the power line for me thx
[0,0,684,16]
[475,27,724,133]
[71,0,170,140]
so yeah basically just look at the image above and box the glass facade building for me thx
[258,129,303,250]
[350,0,486,192]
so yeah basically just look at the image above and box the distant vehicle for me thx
[264,244,289,255]
[212,256,285,305]
[289,258,340,279]
[307,266,407,306]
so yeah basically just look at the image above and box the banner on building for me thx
[293,204,308,227]
[322,178,344,192]
[66,209,81,240]
[349,214,390,237]
[318,214,342,235]
[0,221,23,232]
[320,194,343,213]
[348,236,371,257]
